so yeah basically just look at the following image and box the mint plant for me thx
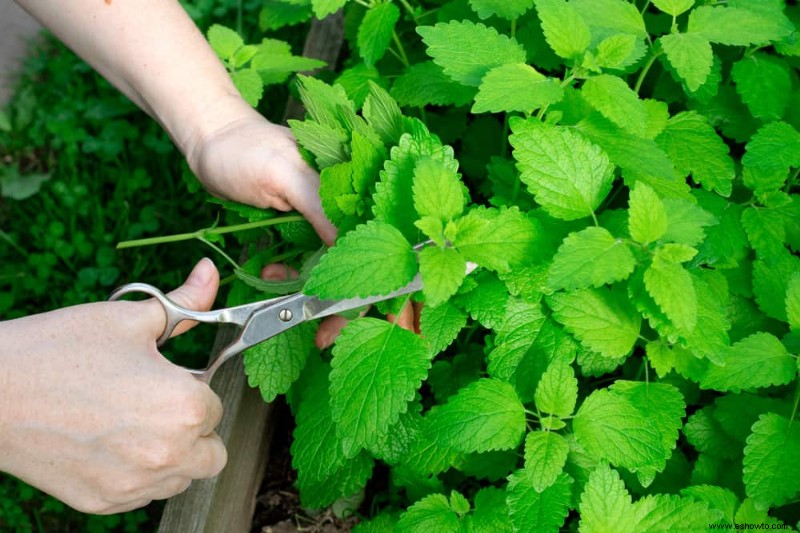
[198,0,800,530]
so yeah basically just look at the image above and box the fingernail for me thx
[189,258,214,286]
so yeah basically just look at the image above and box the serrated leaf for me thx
[419,246,466,307]
[524,432,570,491]
[330,318,430,456]
[289,119,349,169]
[547,285,641,358]
[685,271,731,362]
[688,5,793,46]
[468,0,534,20]
[582,74,648,137]
[259,0,312,31]
[507,470,572,533]
[591,33,646,72]
[487,297,548,383]
[251,39,326,85]
[634,493,717,531]
[743,413,800,508]
[397,493,460,533]
[417,20,527,87]
[535,0,592,60]
[420,300,467,355]
[680,485,739,524]
[629,182,668,244]
[652,0,694,17]
[574,390,665,474]
[572,0,647,39]
[510,118,615,221]
[473,63,563,115]
[453,206,539,272]
[741,206,786,253]
[659,32,712,93]
[732,54,792,121]
[788,273,800,331]
[701,332,796,392]
[391,61,477,107]
[753,247,800,321]
[456,270,510,330]
[244,321,317,402]
[334,64,383,108]
[547,226,636,291]
[742,121,800,173]
[231,69,264,107]
[363,82,404,146]
[535,361,578,418]
[655,111,735,197]
[312,0,347,19]
[357,2,400,67]
[425,378,526,453]
[305,221,416,299]
[207,24,244,61]
[295,75,358,132]
[472,487,513,533]
[413,158,466,221]
[644,257,697,336]
[578,463,638,533]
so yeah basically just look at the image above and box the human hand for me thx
[0,259,226,514]
[185,99,337,245]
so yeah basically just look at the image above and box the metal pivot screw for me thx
[278,309,293,322]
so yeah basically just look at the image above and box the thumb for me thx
[159,258,220,338]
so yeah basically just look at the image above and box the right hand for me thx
[0,258,226,514]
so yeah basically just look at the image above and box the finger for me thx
[146,476,192,501]
[260,263,299,281]
[185,433,228,479]
[198,385,224,437]
[287,167,338,246]
[315,315,349,350]
[154,258,220,338]
[98,499,153,515]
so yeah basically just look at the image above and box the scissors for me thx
[110,259,477,383]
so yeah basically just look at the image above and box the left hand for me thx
[185,102,337,246]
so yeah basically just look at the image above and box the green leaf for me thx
[417,20,527,87]
[289,119,348,169]
[363,82,404,146]
[644,256,697,336]
[628,182,668,244]
[507,470,572,533]
[651,0,694,17]
[655,111,735,197]
[535,361,578,418]
[572,0,647,39]
[312,0,347,19]
[425,378,526,453]
[579,464,638,533]
[510,118,615,221]
[701,332,796,392]
[0,172,51,200]
[741,206,786,253]
[659,32,712,93]
[207,24,244,61]
[685,271,731,362]
[251,39,326,86]
[304,221,416,299]
[244,321,317,402]
[334,64,383,108]
[472,487,513,533]
[788,273,800,331]
[456,271,510,330]
[468,0,534,20]
[413,158,466,222]
[230,69,264,107]
[680,485,739,524]
[590,33,646,72]
[259,0,312,31]
[753,247,800,321]
[397,493,460,533]
[419,246,466,307]
[453,206,539,272]
[547,226,636,291]
[688,5,793,46]
[419,300,467,355]
[732,54,792,121]
[743,413,800,508]
[547,285,641,358]
[742,121,800,173]
[390,61,477,107]
[574,389,665,475]
[330,318,430,456]
[487,297,548,385]
[535,0,592,60]
[524,432,570,491]
[295,75,358,132]
[633,494,718,531]
[357,2,400,67]
[582,74,648,137]
[473,63,563,114]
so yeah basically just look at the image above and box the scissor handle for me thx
[109,282,225,346]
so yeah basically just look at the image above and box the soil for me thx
[250,401,361,533]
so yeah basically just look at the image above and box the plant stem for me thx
[0,229,27,257]
[392,30,411,67]
[789,379,800,430]
[116,215,304,249]
[198,237,241,270]
[397,0,417,20]
[634,50,663,94]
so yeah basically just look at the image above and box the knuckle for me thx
[141,441,180,470]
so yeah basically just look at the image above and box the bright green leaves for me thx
[472,64,563,115]
[548,286,641,357]
[468,0,534,21]
[305,221,416,299]
[330,318,430,456]
[582,74,647,137]
[251,39,327,86]
[425,378,526,454]
[534,361,578,419]
[743,413,800,508]
[208,24,247,62]
[506,470,572,532]
[660,33,712,93]
[742,122,800,196]
[417,20,526,87]
[396,493,463,532]
[732,54,791,122]
[244,322,317,402]
[651,0,694,17]
[574,382,685,482]
[523,432,570,492]
[510,118,614,221]
[311,0,348,19]
[628,182,667,244]
[644,245,698,336]
[688,5,793,47]
[412,158,466,224]
[452,206,539,273]
[788,274,800,332]
[535,0,591,61]
[547,227,636,291]
[418,246,466,307]
[391,62,477,107]
[701,332,796,392]
[357,2,400,68]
